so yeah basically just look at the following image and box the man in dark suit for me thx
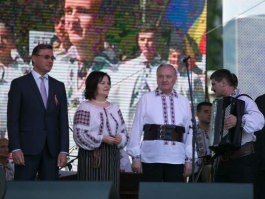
[254,94,265,199]
[7,44,69,180]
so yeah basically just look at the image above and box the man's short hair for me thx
[210,69,238,87]
[156,63,177,75]
[196,101,212,112]
[99,0,117,16]
[138,23,161,45]
[32,44,53,56]
[0,19,14,41]
[61,0,117,17]
[138,23,158,33]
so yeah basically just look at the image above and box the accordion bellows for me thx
[209,96,245,155]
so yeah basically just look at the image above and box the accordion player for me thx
[209,96,245,155]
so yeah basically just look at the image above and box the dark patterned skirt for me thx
[77,144,120,190]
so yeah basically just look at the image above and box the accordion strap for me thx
[236,94,252,100]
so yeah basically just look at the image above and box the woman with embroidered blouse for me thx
[73,71,128,190]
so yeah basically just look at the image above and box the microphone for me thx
[182,56,191,63]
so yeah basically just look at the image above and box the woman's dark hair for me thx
[84,71,111,100]
[210,69,238,87]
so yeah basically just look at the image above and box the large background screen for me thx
[0,0,207,170]
[223,0,265,100]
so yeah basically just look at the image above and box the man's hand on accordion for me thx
[224,114,237,129]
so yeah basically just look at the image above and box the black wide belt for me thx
[143,124,185,142]
[220,142,255,161]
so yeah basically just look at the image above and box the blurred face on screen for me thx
[0,22,13,64]
[157,65,177,95]
[168,49,181,70]
[64,0,107,48]
[54,16,67,42]
[138,32,156,59]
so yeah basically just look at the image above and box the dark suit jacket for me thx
[255,94,265,170]
[7,72,69,157]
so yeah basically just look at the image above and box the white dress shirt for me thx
[127,89,193,164]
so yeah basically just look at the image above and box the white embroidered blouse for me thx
[73,101,128,150]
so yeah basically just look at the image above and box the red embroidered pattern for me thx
[110,113,118,136]
[76,128,100,146]
[103,108,112,136]
[161,95,168,125]
[170,96,175,124]
[74,110,90,126]
[99,112,104,135]
[117,109,125,124]
[156,88,178,145]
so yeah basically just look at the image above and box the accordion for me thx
[209,96,245,154]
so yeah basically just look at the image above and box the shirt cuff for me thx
[12,149,22,153]
[132,155,141,161]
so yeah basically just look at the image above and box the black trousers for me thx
[14,143,58,181]
[215,153,257,183]
[215,153,259,199]
[255,169,265,199]
[141,162,184,182]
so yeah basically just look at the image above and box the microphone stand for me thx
[183,57,197,183]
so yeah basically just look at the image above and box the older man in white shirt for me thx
[127,63,193,182]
